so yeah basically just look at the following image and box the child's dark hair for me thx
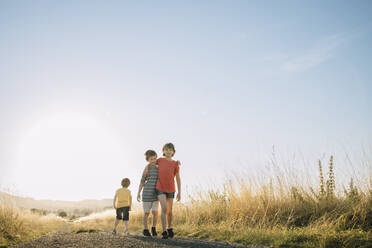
[162,142,176,156]
[121,178,130,187]
[145,150,157,161]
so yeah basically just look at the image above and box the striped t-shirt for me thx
[142,165,158,202]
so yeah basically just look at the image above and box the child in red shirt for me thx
[156,142,181,239]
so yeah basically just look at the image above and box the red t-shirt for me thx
[156,157,180,193]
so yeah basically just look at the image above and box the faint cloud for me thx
[257,52,289,64]
[281,33,348,73]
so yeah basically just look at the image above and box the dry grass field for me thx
[2,155,372,247]
[0,203,65,246]
[72,156,372,248]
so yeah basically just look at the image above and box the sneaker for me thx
[112,229,116,235]
[167,228,174,238]
[142,229,151,237]
[161,231,168,239]
[151,226,157,236]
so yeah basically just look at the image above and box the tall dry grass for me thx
[170,156,372,231]
[0,203,65,246]
[75,155,372,247]
[5,154,366,247]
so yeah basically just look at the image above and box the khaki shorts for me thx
[142,201,159,213]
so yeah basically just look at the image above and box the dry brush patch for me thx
[0,203,65,246]
[104,155,370,247]
[3,155,372,248]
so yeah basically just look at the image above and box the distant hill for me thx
[0,191,112,212]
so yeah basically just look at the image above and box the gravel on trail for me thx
[10,230,269,248]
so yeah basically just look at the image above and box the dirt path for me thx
[11,229,269,248]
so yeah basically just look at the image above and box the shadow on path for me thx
[131,235,250,248]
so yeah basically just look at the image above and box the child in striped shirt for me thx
[137,150,159,237]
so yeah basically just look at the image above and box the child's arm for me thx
[137,165,149,202]
[113,193,117,209]
[176,172,181,201]
[129,194,132,211]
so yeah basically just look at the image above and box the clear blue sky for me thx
[1,1,371,200]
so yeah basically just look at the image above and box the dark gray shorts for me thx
[156,189,175,198]
[116,207,129,220]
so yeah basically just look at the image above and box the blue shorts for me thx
[156,190,175,198]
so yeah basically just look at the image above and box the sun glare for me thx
[14,113,125,200]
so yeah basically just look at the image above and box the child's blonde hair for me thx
[121,178,130,187]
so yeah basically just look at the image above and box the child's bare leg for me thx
[124,220,129,232]
[158,194,167,232]
[113,219,120,231]
[152,210,158,227]
[143,212,150,230]
[166,198,174,228]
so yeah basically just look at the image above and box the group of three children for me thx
[112,142,181,239]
